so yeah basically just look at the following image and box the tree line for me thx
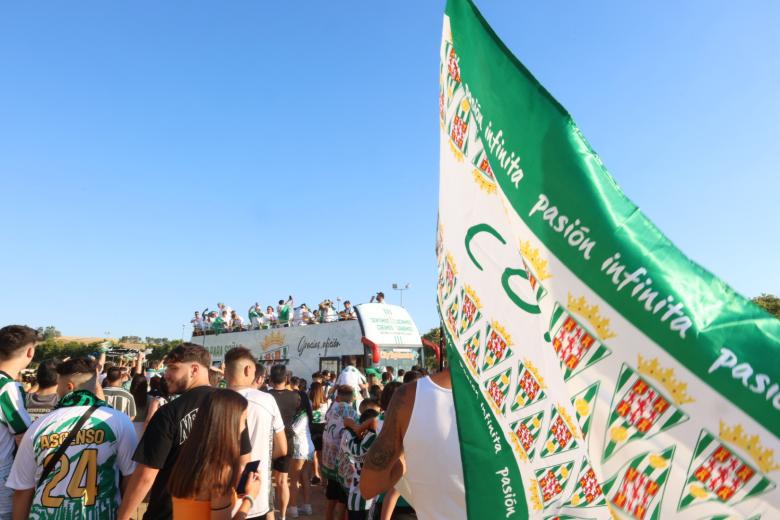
[31,337,182,366]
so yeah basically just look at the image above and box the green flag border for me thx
[443,0,780,436]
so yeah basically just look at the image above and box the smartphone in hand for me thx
[236,460,260,495]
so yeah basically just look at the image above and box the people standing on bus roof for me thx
[340,301,357,320]
[248,303,264,330]
[278,296,293,327]
[265,306,277,327]
[230,311,245,332]
[191,311,204,335]
[217,302,233,319]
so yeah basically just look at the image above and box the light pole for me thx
[392,283,411,307]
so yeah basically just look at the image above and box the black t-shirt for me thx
[268,388,302,438]
[133,385,252,520]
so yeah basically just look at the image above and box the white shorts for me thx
[293,434,314,461]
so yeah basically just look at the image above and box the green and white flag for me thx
[436,0,780,518]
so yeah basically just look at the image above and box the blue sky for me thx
[1,1,777,339]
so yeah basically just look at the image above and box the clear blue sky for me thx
[1,1,777,340]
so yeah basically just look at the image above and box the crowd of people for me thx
[191,293,386,335]
[0,323,465,520]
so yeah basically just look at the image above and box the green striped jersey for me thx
[342,429,378,511]
[312,403,329,424]
[0,374,31,462]
[6,405,137,519]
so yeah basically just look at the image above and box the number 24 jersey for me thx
[7,405,137,519]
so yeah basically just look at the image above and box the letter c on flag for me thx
[465,223,506,271]
[501,268,541,314]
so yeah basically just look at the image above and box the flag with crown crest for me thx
[436,0,780,518]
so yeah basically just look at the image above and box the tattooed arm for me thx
[360,381,416,498]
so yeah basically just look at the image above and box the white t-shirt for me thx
[336,366,366,392]
[235,388,284,517]
[6,405,137,518]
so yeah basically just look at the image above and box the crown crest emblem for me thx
[445,253,458,275]
[637,354,694,405]
[566,293,616,341]
[507,433,527,461]
[520,241,552,281]
[490,321,512,346]
[262,331,285,350]
[556,404,580,440]
[523,358,546,390]
[448,140,465,162]
[463,286,482,309]
[471,169,497,193]
[719,421,780,474]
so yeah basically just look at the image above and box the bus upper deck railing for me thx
[191,315,357,336]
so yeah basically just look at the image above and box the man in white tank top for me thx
[359,369,466,520]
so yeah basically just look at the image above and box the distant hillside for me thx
[55,336,115,344]
[54,336,144,350]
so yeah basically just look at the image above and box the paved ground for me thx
[283,479,329,519]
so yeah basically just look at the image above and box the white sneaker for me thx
[301,504,313,516]
[287,506,299,518]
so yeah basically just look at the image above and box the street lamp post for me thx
[392,283,411,307]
